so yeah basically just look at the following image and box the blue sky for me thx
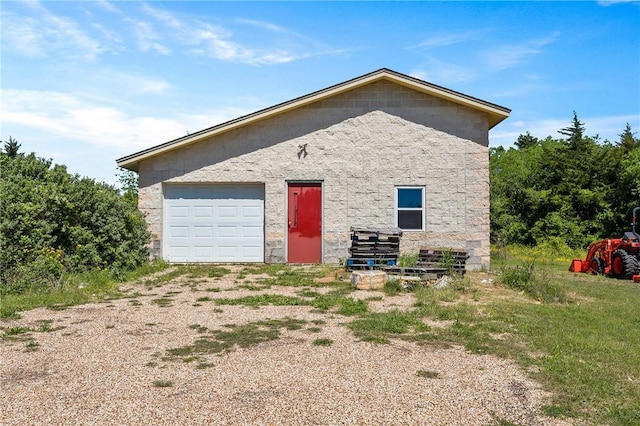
[2,0,639,185]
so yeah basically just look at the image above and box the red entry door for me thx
[287,183,322,263]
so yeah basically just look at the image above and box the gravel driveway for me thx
[1,266,571,425]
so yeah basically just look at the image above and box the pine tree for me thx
[3,136,21,158]
[558,111,586,151]
[514,132,538,149]
[618,123,639,153]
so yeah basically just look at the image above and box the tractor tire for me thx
[590,258,605,275]
[611,249,640,279]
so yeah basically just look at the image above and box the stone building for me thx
[117,68,510,269]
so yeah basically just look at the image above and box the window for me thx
[395,187,425,231]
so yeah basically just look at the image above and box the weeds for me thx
[3,326,30,336]
[167,318,307,360]
[0,260,170,319]
[383,279,403,296]
[313,338,333,346]
[499,262,568,303]
[416,370,440,379]
[152,380,173,388]
[214,294,306,307]
[347,310,429,344]
[25,339,39,351]
[397,253,419,267]
[151,297,173,307]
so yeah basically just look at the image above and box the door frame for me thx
[285,180,324,263]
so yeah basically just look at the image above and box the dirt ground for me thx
[0,266,571,425]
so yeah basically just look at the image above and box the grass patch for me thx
[3,326,31,336]
[311,293,368,316]
[239,264,290,276]
[0,260,171,319]
[257,269,317,287]
[214,294,306,307]
[397,253,419,267]
[235,283,270,291]
[313,338,333,346]
[152,380,173,388]
[185,265,231,279]
[406,246,640,425]
[416,370,440,379]
[167,317,307,360]
[151,297,173,307]
[498,261,568,303]
[383,279,403,296]
[347,310,429,343]
[297,289,321,298]
[25,339,40,351]
[188,324,208,333]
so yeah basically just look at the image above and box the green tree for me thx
[3,136,21,158]
[117,167,139,207]
[514,131,538,149]
[0,151,150,293]
[490,118,637,250]
[617,123,640,153]
[558,111,586,151]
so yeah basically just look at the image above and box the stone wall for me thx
[138,80,490,269]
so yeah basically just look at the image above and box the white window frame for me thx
[394,186,425,231]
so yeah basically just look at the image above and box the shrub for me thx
[0,150,150,293]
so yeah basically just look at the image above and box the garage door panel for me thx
[241,246,263,261]
[218,246,238,259]
[170,226,189,238]
[194,206,214,218]
[168,246,189,260]
[242,225,262,237]
[170,206,189,218]
[242,205,262,219]
[193,246,214,259]
[218,206,238,218]
[194,226,213,238]
[164,184,264,262]
[218,225,238,238]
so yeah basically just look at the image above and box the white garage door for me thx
[163,184,264,262]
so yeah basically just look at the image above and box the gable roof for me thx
[117,68,510,171]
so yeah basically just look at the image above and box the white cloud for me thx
[235,18,288,33]
[141,3,182,29]
[410,56,477,85]
[0,89,250,153]
[126,18,171,55]
[482,33,560,71]
[1,3,104,61]
[490,114,640,147]
[95,0,117,13]
[138,3,332,65]
[598,0,639,5]
[408,30,486,50]
[90,71,171,96]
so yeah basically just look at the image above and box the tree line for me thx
[490,113,640,250]
[1,114,638,292]
[0,138,150,293]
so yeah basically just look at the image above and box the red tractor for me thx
[570,207,640,282]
